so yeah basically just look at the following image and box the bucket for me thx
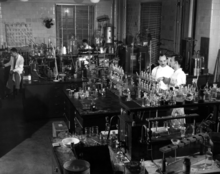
[63,159,90,174]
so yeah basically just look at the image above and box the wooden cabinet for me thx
[23,80,83,120]
[63,94,75,132]
[0,68,5,98]
[63,90,121,134]
[52,149,62,174]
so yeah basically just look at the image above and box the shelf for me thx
[120,100,220,112]
[145,114,198,122]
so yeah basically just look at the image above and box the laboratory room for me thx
[1,0,220,174]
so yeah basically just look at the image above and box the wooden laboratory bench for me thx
[120,99,220,132]
[52,134,220,174]
[0,67,5,98]
[51,134,113,174]
[62,89,121,133]
[22,78,86,120]
[52,133,144,174]
[51,124,220,174]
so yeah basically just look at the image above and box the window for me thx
[56,5,94,49]
[140,2,162,64]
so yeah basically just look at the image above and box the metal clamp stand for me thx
[147,121,153,159]
[217,115,220,133]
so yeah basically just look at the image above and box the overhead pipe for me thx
[188,0,194,38]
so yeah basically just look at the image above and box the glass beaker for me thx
[68,90,72,97]
[85,127,91,137]
[92,126,99,137]
[180,126,186,138]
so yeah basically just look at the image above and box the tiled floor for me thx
[0,93,54,174]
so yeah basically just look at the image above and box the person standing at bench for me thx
[152,54,174,90]
[4,48,24,96]
[163,55,187,128]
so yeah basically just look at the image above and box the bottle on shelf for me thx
[162,157,167,173]
[182,157,191,174]
[105,117,110,132]
[211,84,217,100]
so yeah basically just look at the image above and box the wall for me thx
[114,0,126,42]
[160,0,179,54]
[195,0,220,74]
[194,0,212,52]
[0,0,112,47]
[126,0,161,44]
[126,0,139,41]
[126,0,218,73]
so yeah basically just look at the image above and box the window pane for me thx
[56,5,94,49]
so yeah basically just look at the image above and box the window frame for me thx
[55,4,95,49]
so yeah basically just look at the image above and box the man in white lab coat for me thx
[152,54,174,90]
[4,48,24,95]
[163,55,186,87]
[163,55,186,129]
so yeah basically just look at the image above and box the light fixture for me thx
[90,0,100,3]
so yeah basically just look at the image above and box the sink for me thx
[62,137,80,147]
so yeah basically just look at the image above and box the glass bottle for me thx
[211,84,217,100]
[105,117,110,131]
[199,89,205,103]
[183,157,191,174]
[162,157,167,173]
[102,88,106,97]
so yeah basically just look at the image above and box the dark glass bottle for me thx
[198,89,205,103]
[162,158,167,173]
[183,157,191,174]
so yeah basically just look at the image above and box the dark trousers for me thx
[0,68,4,98]
[6,72,22,92]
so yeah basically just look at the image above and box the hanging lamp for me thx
[90,0,100,3]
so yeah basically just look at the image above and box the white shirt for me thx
[4,54,24,74]
[152,65,174,90]
[170,68,186,87]
[170,68,186,128]
[81,44,92,50]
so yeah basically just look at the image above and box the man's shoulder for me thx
[176,69,186,79]
[18,54,24,60]
[178,68,186,74]
[165,66,174,71]
[152,66,161,74]
[180,70,186,76]
[152,66,158,72]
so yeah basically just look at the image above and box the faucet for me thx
[107,115,120,141]
[140,125,148,144]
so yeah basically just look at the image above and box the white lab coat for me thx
[5,54,24,89]
[152,65,174,90]
[169,68,187,128]
[5,54,24,75]
[169,68,186,87]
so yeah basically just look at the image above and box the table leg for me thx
[214,104,219,132]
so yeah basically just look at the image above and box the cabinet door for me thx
[23,85,51,119]
[52,150,62,174]
[0,68,4,98]
[48,84,64,118]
